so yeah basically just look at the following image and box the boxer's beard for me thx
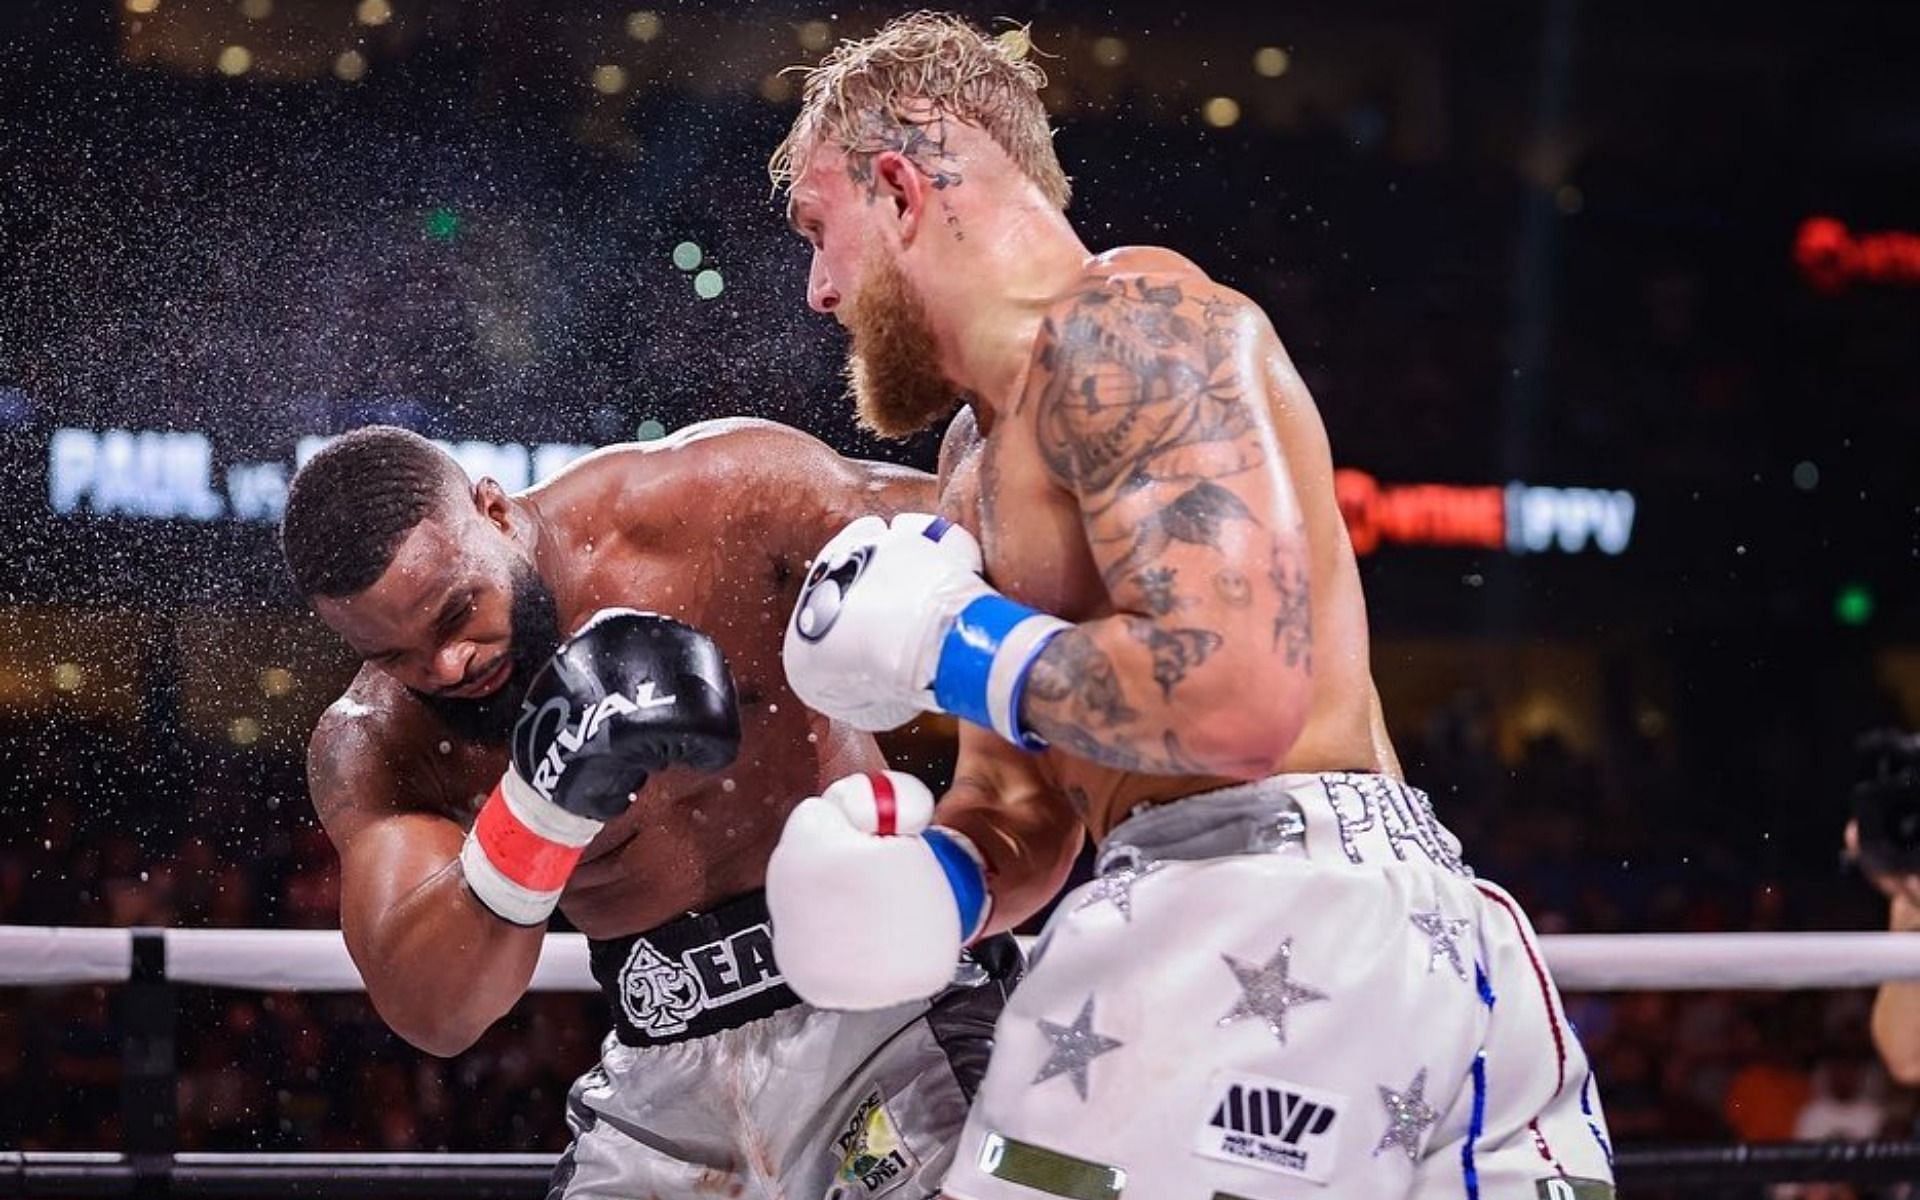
[412,563,562,745]
[845,250,962,439]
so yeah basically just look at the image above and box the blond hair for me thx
[769,12,1070,210]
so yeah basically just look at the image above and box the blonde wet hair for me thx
[769,11,1070,210]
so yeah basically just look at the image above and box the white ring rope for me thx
[2,926,1917,992]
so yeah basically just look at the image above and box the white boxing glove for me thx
[783,513,1071,747]
[766,771,992,1011]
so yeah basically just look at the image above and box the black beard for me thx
[412,564,562,745]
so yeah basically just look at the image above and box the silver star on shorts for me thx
[1409,909,1473,981]
[1373,1068,1439,1159]
[1076,859,1163,922]
[1218,937,1328,1045]
[1032,996,1124,1101]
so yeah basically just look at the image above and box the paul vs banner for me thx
[44,427,1635,559]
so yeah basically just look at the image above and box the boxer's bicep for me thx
[309,719,460,957]
[745,423,935,550]
[1017,278,1309,774]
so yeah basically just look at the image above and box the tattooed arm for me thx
[1017,275,1314,777]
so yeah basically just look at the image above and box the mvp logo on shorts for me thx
[1194,1076,1344,1184]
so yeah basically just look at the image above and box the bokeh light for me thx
[1202,96,1242,128]
[625,10,661,42]
[591,64,629,95]
[797,20,832,52]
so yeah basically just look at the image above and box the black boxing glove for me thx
[461,609,741,925]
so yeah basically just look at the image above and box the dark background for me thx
[1,0,1917,1184]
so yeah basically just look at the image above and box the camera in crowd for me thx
[1853,729,1920,878]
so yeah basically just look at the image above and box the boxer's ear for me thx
[472,477,512,531]
[872,151,927,245]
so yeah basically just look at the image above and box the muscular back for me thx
[939,250,1395,841]
[309,420,925,941]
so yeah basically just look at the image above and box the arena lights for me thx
[1091,36,1128,68]
[625,11,662,43]
[671,240,722,298]
[124,0,159,13]
[423,206,460,242]
[1836,583,1876,628]
[1253,47,1290,78]
[591,64,629,95]
[52,663,85,694]
[333,50,367,83]
[797,20,832,53]
[354,0,392,28]
[258,668,295,699]
[216,45,253,77]
[1795,216,1920,292]
[1202,97,1242,128]
[239,0,271,20]
[1334,469,1636,557]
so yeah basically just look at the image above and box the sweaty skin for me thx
[785,123,1403,933]
[305,419,931,1055]
[942,249,1396,830]
[930,254,1402,929]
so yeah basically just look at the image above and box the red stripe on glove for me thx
[868,772,898,836]
[473,784,585,893]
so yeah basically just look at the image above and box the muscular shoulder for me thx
[306,669,422,833]
[531,420,853,544]
[1051,248,1263,331]
[1026,250,1274,493]
[543,420,837,508]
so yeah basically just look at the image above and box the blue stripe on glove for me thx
[921,828,989,942]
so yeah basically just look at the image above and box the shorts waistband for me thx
[589,890,800,1048]
[1098,772,1471,879]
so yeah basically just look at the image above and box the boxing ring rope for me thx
[9,925,1920,992]
[9,924,1920,1193]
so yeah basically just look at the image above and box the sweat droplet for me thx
[721,779,737,793]
[437,740,452,754]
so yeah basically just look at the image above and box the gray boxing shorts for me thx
[549,889,1020,1200]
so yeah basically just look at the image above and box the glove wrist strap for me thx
[932,594,1071,750]
[461,772,602,927]
[920,826,993,943]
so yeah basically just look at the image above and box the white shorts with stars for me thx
[943,772,1614,1200]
